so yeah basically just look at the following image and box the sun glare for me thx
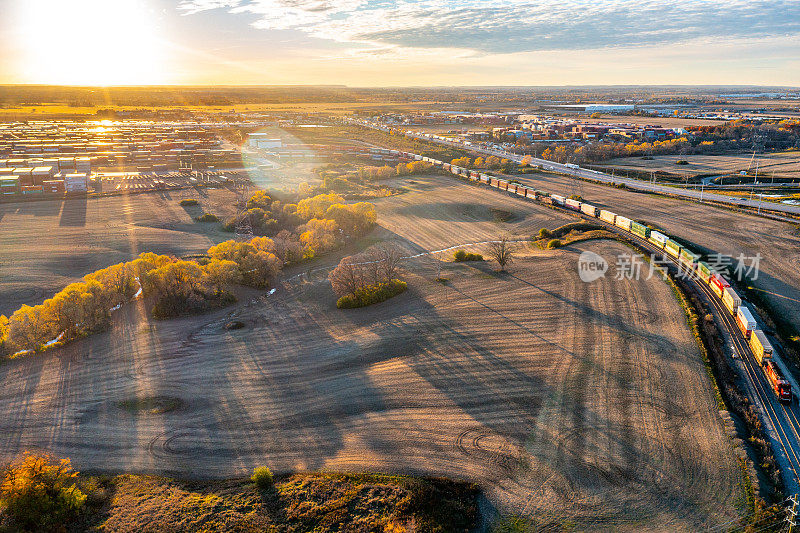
[17,0,167,85]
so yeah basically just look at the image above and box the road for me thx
[347,118,800,217]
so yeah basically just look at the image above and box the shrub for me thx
[337,279,407,309]
[676,159,689,165]
[547,239,562,249]
[179,199,198,206]
[453,250,482,262]
[251,466,273,489]
[0,453,86,531]
[195,213,219,222]
[538,228,552,239]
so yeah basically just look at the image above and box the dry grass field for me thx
[597,151,800,179]
[0,176,742,530]
[0,187,239,316]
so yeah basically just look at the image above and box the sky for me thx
[0,0,799,86]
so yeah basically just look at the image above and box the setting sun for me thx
[15,0,167,85]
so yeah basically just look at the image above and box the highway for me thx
[347,118,800,217]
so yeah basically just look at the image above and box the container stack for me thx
[75,157,91,172]
[0,175,19,195]
[65,172,89,192]
[32,166,55,185]
[42,180,65,194]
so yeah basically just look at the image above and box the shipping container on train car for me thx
[615,215,632,232]
[709,272,730,298]
[443,163,451,171]
[664,238,682,258]
[649,231,668,249]
[580,203,598,217]
[697,261,713,283]
[679,248,701,269]
[470,171,480,179]
[599,209,616,224]
[551,194,566,206]
[750,329,774,365]
[722,287,742,316]
[764,360,792,403]
[565,198,581,211]
[630,221,650,239]
[736,306,757,338]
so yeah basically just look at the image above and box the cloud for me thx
[177,0,800,54]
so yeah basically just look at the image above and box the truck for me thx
[750,329,773,365]
[565,163,580,170]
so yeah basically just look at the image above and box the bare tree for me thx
[329,256,364,297]
[487,236,515,272]
[376,243,403,281]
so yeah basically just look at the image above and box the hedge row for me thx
[336,280,407,309]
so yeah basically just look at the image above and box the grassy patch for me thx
[179,199,199,206]
[490,208,515,222]
[453,249,483,262]
[52,471,479,532]
[195,213,220,222]
[116,396,184,415]
[337,279,408,309]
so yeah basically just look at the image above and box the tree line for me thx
[0,193,377,358]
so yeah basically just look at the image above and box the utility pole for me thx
[787,493,798,533]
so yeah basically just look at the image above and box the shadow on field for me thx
[59,196,87,227]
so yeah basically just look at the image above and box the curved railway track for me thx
[581,211,800,494]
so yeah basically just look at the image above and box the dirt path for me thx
[0,177,742,530]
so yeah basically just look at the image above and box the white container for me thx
[615,215,632,231]
[736,306,757,338]
[599,210,616,224]
[722,287,742,315]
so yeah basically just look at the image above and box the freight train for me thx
[397,150,794,404]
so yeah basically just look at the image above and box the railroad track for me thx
[585,213,800,493]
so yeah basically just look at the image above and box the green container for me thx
[697,261,712,282]
[680,248,700,266]
[665,239,682,258]
[630,221,650,238]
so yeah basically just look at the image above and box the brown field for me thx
[0,176,742,530]
[512,170,800,335]
[0,188,240,316]
[597,151,800,179]
[573,114,728,128]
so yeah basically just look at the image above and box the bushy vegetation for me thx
[1,193,378,358]
[547,239,562,249]
[195,212,219,222]
[453,249,483,262]
[179,198,198,206]
[0,453,86,532]
[538,228,552,239]
[450,155,514,172]
[251,467,273,489]
[329,245,406,308]
[336,280,408,309]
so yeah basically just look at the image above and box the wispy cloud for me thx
[178,0,800,54]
